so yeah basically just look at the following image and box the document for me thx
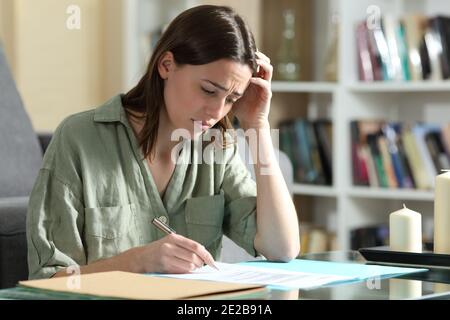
[159,260,428,290]
[158,262,354,289]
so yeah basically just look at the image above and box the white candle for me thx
[389,279,422,300]
[389,204,422,252]
[434,171,450,254]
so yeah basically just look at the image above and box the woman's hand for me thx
[232,51,273,130]
[136,233,215,274]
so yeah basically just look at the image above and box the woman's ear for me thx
[157,51,176,79]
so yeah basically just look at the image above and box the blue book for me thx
[383,123,405,188]
[293,120,317,184]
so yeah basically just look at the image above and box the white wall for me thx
[2,0,106,131]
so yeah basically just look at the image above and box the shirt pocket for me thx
[185,192,225,248]
[84,203,137,262]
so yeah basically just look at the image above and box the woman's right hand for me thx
[135,233,216,274]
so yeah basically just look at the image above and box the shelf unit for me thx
[292,184,337,198]
[347,187,434,201]
[272,81,337,93]
[347,82,450,92]
[123,0,450,251]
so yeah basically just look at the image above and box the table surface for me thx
[269,251,450,300]
[1,251,449,300]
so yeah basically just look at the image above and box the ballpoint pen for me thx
[151,217,220,271]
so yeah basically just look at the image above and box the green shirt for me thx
[27,95,258,280]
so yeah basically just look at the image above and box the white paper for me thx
[158,262,354,289]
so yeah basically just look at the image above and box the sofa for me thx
[0,42,54,288]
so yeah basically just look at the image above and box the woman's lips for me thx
[191,119,212,130]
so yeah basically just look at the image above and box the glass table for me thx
[268,251,450,300]
[0,251,449,300]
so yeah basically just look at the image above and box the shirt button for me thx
[158,216,167,224]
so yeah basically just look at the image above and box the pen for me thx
[151,217,219,271]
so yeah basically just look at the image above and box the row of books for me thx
[279,119,333,185]
[351,120,450,190]
[356,14,450,81]
[299,224,337,255]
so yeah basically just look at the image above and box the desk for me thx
[1,251,449,300]
[269,251,450,300]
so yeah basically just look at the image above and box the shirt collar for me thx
[93,94,128,125]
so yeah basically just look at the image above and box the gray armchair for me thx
[0,42,51,288]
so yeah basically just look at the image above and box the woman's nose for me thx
[206,99,226,119]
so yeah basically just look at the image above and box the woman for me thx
[27,5,300,279]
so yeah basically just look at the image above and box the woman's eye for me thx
[226,98,236,105]
[201,87,215,95]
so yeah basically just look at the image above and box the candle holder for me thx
[359,246,450,268]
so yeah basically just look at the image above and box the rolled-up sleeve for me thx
[27,119,86,280]
[221,143,259,257]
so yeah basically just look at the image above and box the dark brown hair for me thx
[122,5,257,159]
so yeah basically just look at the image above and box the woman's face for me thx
[158,52,252,137]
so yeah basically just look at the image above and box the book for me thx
[293,119,317,184]
[412,124,441,187]
[367,133,388,187]
[366,21,384,81]
[350,121,361,185]
[402,127,431,190]
[350,120,370,186]
[439,16,450,79]
[396,21,412,80]
[313,120,333,185]
[383,123,415,188]
[377,135,398,188]
[361,144,379,187]
[308,228,329,253]
[424,17,444,80]
[383,15,405,81]
[425,131,450,172]
[356,21,376,81]
[441,123,450,156]
[306,121,326,185]
[402,14,428,81]
[279,121,297,173]
[371,18,395,80]
[299,223,332,254]
[280,118,333,186]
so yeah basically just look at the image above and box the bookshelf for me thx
[272,81,337,93]
[347,187,434,201]
[121,0,450,252]
[292,184,337,198]
[347,82,450,92]
[338,0,450,251]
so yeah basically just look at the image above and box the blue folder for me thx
[239,259,427,289]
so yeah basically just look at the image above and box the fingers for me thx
[255,58,273,82]
[250,77,272,97]
[256,50,271,64]
[167,233,216,268]
[169,245,205,269]
[162,254,199,274]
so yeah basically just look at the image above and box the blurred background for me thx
[2,0,450,254]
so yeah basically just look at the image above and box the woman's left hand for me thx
[232,51,273,130]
